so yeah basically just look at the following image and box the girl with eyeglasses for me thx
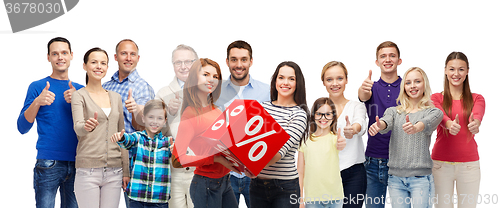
[298,97,346,208]
[321,61,368,208]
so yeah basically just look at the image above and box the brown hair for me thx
[376,41,400,59]
[181,58,222,117]
[442,52,473,140]
[321,61,348,81]
[143,99,167,118]
[304,97,337,146]
[227,40,252,59]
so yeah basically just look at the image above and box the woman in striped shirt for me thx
[250,61,309,208]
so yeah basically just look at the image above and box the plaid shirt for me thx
[118,130,172,203]
[103,69,155,134]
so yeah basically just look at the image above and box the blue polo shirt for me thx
[364,76,401,159]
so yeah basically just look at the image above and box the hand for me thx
[84,111,99,132]
[244,169,257,179]
[360,70,374,94]
[467,112,480,134]
[369,116,383,136]
[168,92,181,116]
[122,177,130,192]
[110,129,125,143]
[168,137,174,149]
[214,155,241,174]
[402,115,418,134]
[63,81,76,103]
[343,115,354,139]
[336,128,346,150]
[448,114,461,135]
[36,81,55,106]
[125,88,137,113]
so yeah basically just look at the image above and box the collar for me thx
[137,130,163,139]
[377,76,402,87]
[224,74,256,89]
[111,69,140,83]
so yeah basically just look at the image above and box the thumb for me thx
[454,114,460,124]
[120,129,125,137]
[94,111,98,120]
[368,70,372,80]
[376,116,381,126]
[128,88,133,100]
[406,115,410,123]
[175,92,180,99]
[337,128,342,138]
[68,80,75,89]
[345,115,351,126]
[469,112,474,122]
[45,81,50,91]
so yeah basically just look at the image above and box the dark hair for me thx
[442,51,473,140]
[227,40,252,59]
[181,58,223,117]
[305,97,337,146]
[143,99,167,118]
[376,41,400,59]
[83,47,109,84]
[47,37,71,54]
[270,61,310,145]
[115,39,139,54]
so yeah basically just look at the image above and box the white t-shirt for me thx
[337,100,367,171]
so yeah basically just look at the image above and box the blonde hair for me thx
[320,61,348,81]
[396,67,434,113]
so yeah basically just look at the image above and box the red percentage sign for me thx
[211,104,277,162]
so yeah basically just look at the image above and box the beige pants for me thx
[432,160,480,208]
[74,167,123,208]
[169,166,195,208]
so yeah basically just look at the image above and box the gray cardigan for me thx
[71,88,129,177]
[380,107,443,177]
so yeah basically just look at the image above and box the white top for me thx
[337,100,367,171]
[102,108,111,117]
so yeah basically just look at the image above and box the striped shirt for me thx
[118,130,172,203]
[258,101,308,180]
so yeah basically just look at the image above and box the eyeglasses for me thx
[173,59,195,67]
[314,112,334,120]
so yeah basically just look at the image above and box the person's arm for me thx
[417,108,444,136]
[71,91,94,137]
[378,108,396,135]
[297,151,306,208]
[18,82,55,132]
[467,94,486,135]
[358,70,374,102]
[266,110,307,167]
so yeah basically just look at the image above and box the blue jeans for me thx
[341,163,367,208]
[388,174,435,208]
[230,175,251,207]
[364,156,389,208]
[190,174,237,208]
[305,200,343,208]
[33,159,78,208]
[250,177,300,208]
[130,199,168,208]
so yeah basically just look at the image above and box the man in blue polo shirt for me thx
[214,40,270,208]
[18,37,84,208]
[358,41,402,208]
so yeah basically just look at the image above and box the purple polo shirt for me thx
[364,76,401,159]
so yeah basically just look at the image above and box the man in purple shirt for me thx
[358,41,402,208]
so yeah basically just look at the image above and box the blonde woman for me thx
[369,67,443,208]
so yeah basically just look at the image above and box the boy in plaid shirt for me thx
[111,99,172,208]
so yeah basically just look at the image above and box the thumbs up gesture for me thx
[125,88,137,113]
[168,92,182,116]
[64,81,76,103]
[110,129,126,143]
[448,114,461,135]
[84,111,99,132]
[343,115,354,139]
[361,70,374,94]
[467,112,480,134]
[336,128,346,150]
[369,116,385,136]
[36,81,56,106]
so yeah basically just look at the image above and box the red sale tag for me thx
[201,99,290,176]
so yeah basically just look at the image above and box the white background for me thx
[1,0,499,207]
